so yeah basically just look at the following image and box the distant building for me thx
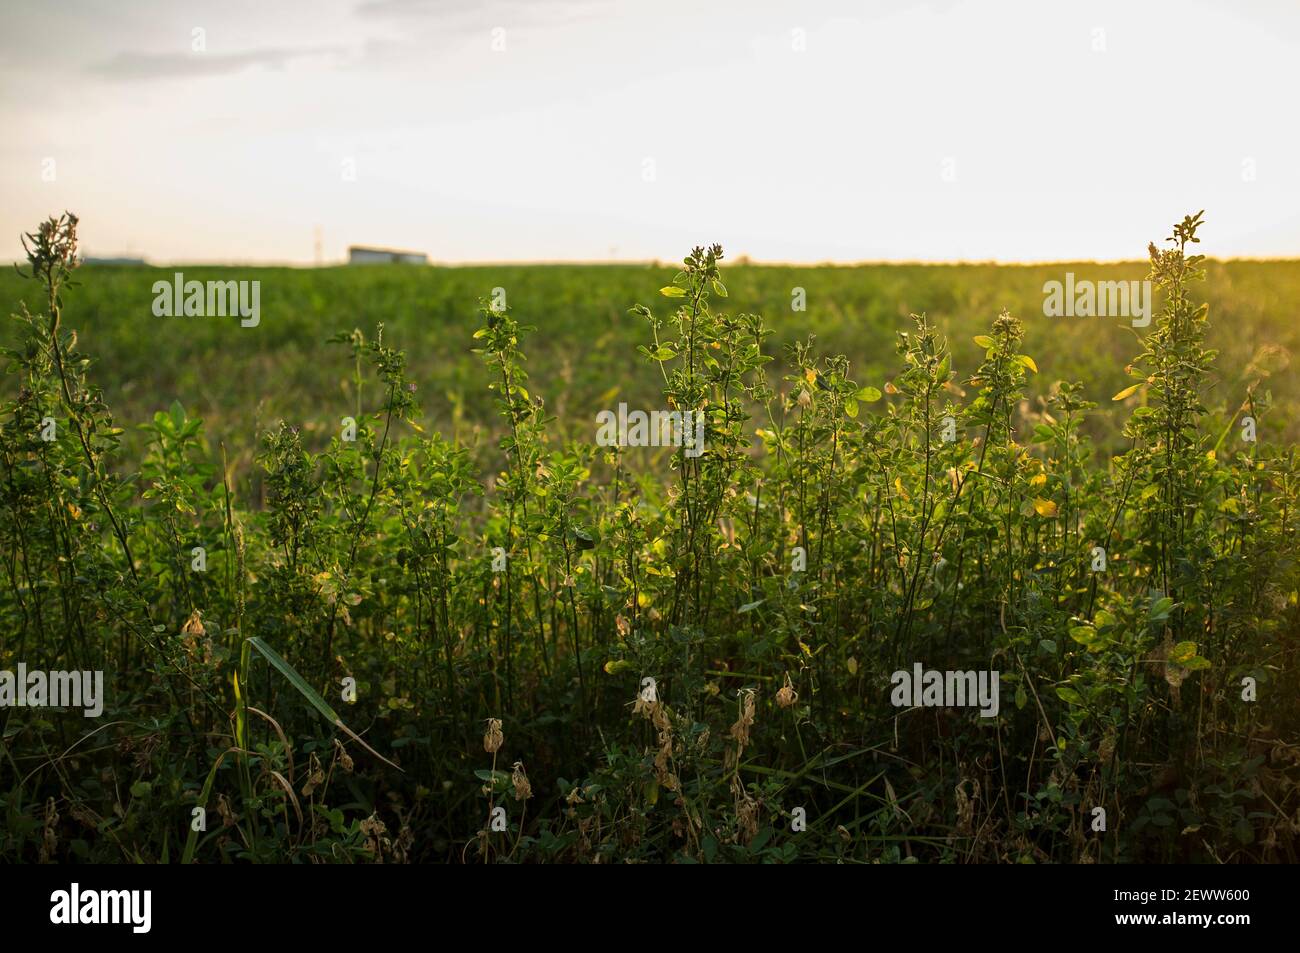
[348,246,428,265]
[82,256,147,266]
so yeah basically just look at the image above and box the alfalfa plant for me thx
[474,298,554,716]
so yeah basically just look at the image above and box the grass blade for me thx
[246,636,403,772]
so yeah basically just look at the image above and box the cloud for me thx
[89,46,344,81]
[355,0,609,25]
[355,0,484,15]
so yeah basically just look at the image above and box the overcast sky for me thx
[2,0,1299,263]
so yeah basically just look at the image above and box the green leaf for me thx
[247,637,403,772]
[1169,640,1198,664]
[1056,686,1083,706]
[183,748,234,864]
[710,278,728,298]
[702,835,718,863]
[973,335,995,349]
[474,769,511,793]
[855,385,883,403]
[659,286,687,298]
[1112,382,1142,401]
[1069,625,1097,645]
[1016,354,1038,373]
[248,636,339,722]
[1015,686,1027,710]
[845,398,859,418]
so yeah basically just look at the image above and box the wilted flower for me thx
[216,793,237,827]
[334,738,354,773]
[632,677,657,717]
[40,797,59,863]
[179,609,212,663]
[736,792,760,844]
[359,813,390,861]
[776,673,798,709]
[302,753,325,797]
[729,688,757,747]
[951,777,979,842]
[181,609,204,637]
[483,718,503,754]
[511,761,532,801]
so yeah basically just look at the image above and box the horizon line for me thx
[44,254,1300,269]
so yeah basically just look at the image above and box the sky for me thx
[2,0,1299,264]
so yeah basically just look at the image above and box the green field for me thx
[4,257,1296,475]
